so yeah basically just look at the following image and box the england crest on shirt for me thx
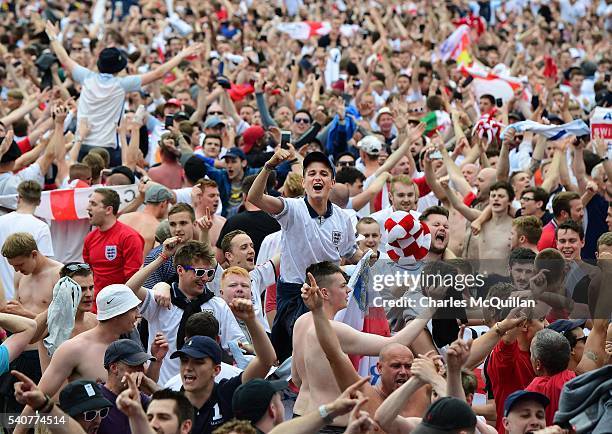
[331,231,342,246]
[105,245,117,261]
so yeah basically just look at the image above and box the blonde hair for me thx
[282,172,305,198]
[2,232,38,259]
[389,175,415,194]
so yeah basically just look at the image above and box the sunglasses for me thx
[83,407,109,422]
[182,265,215,279]
[338,161,355,167]
[65,263,91,272]
[520,196,535,202]
[294,118,311,124]
[574,335,587,344]
[208,111,224,116]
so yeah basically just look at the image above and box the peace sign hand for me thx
[301,272,324,311]
[196,207,214,232]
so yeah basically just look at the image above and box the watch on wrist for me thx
[318,405,334,424]
[264,162,276,171]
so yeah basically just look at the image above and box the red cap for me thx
[241,125,265,153]
[331,79,345,92]
[165,98,182,107]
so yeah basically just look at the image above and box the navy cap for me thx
[170,336,222,364]
[204,116,225,129]
[303,151,335,178]
[232,379,288,424]
[59,380,113,417]
[413,397,477,434]
[504,390,550,417]
[104,339,154,369]
[547,319,587,335]
[222,147,246,160]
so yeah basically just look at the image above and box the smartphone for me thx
[531,95,540,110]
[429,150,443,160]
[280,131,291,149]
[496,98,504,108]
[165,115,174,129]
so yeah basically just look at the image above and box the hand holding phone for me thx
[280,131,291,149]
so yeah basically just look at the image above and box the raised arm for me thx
[0,313,37,363]
[375,123,426,177]
[140,44,203,87]
[45,21,80,74]
[247,149,290,214]
[302,274,362,391]
[230,299,276,382]
[440,178,482,222]
[125,237,181,301]
[373,377,423,433]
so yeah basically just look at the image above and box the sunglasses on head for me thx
[208,111,224,116]
[83,407,109,422]
[65,263,91,272]
[294,118,311,124]
[182,265,215,279]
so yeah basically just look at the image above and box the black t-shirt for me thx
[190,373,243,434]
[515,209,553,226]
[216,210,281,257]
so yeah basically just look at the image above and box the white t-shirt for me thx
[50,219,90,263]
[72,65,142,149]
[0,163,45,196]
[256,231,281,265]
[164,362,243,390]
[249,261,277,333]
[139,288,245,385]
[272,197,357,284]
[0,212,54,299]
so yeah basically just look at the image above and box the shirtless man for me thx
[291,262,436,430]
[443,180,514,275]
[30,263,98,373]
[119,184,174,257]
[192,179,225,248]
[302,274,432,428]
[1,233,63,322]
[14,283,141,433]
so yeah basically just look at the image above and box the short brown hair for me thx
[220,230,246,254]
[168,203,196,221]
[83,153,105,181]
[212,419,256,434]
[552,191,580,218]
[356,216,379,232]
[17,180,42,205]
[534,248,565,285]
[513,216,542,245]
[419,205,449,221]
[2,232,38,259]
[174,241,216,268]
[88,148,110,169]
[69,163,92,182]
[197,179,218,192]
[94,188,120,214]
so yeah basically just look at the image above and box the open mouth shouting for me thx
[313,182,324,192]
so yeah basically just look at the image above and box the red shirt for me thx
[526,370,576,426]
[83,221,144,312]
[486,339,536,433]
[537,220,557,251]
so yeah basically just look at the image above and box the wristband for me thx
[160,252,169,262]
[264,162,276,171]
[318,405,334,424]
[494,322,506,337]
[287,158,299,166]
[34,394,52,412]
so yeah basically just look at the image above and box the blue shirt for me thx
[0,345,9,375]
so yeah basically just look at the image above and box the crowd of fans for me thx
[0,0,611,433]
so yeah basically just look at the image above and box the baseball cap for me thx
[222,147,246,160]
[376,106,393,121]
[232,379,288,424]
[413,397,477,434]
[96,284,142,321]
[0,138,21,163]
[145,184,174,204]
[241,125,265,153]
[174,111,190,122]
[204,116,225,129]
[104,339,155,369]
[504,390,550,417]
[165,98,182,108]
[303,151,335,178]
[547,319,587,335]
[170,336,223,364]
[59,380,113,417]
[357,135,383,155]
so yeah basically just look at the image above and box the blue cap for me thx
[170,336,222,364]
[547,319,587,335]
[222,147,246,160]
[504,390,549,416]
[204,116,225,129]
[303,151,335,178]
